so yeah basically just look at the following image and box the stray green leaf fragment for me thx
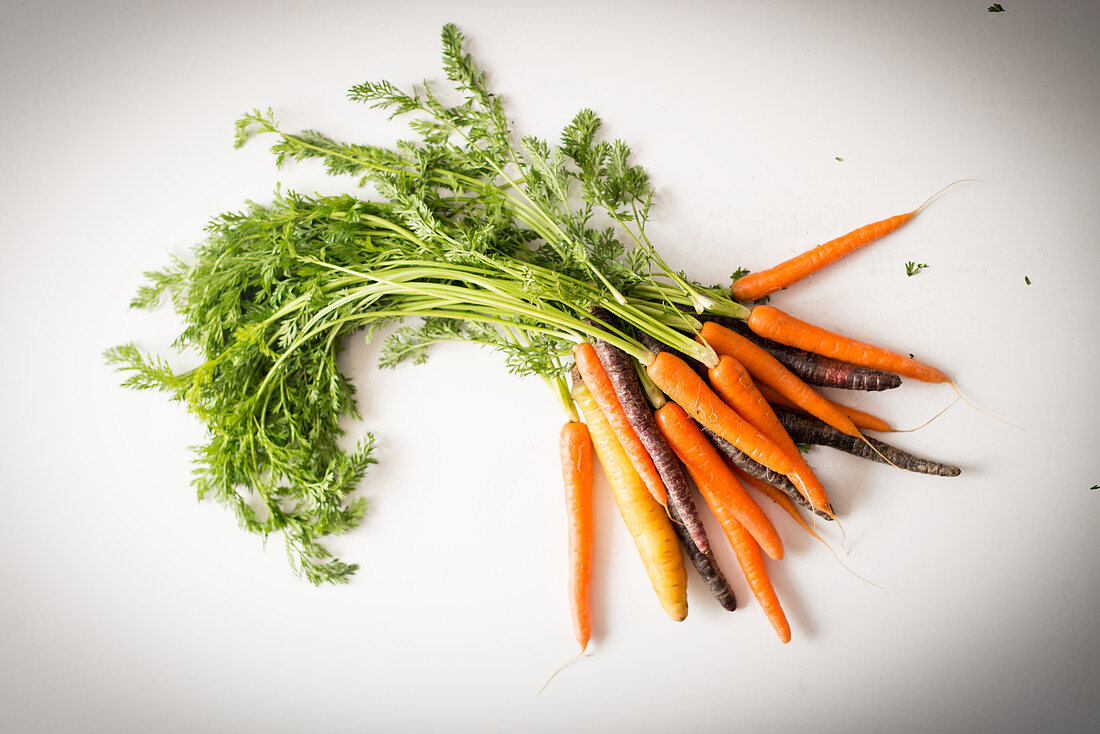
[905,261,930,277]
[988,4,1005,12]
[1091,484,1099,491]
[1025,275,1031,285]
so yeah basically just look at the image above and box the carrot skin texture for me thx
[699,321,862,438]
[559,421,594,652]
[708,356,833,516]
[746,305,948,384]
[655,402,784,561]
[707,498,792,643]
[774,406,961,476]
[707,315,901,391]
[573,344,668,508]
[645,351,795,478]
[702,426,833,521]
[731,211,915,302]
[572,383,689,621]
[586,316,710,555]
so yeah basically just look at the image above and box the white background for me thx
[2,1,1098,732]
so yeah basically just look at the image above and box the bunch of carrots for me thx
[110,26,966,653]
[555,196,962,652]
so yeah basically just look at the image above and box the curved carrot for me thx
[708,355,833,516]
[730,183,971,302]
[573,343,668,507]
[644,350,794,478]
[755,381,892,433]
[655,402,784,561]
[746,305,948,383]
[699,320,862,437]
[572,381,688,622]
[559,420,594,652]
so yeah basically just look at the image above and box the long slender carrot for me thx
[573,344,668,507]
[559,420,594,652]
[645,350,795,478]
[708,355,833,516]
[571,380,689,622]
[699,320,862,437]
[731,183,970,302]
[755,381,893,433]
[655,402,784,561]
[746,305,948,383]
[715,507,791,643]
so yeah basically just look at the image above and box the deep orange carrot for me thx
[746,305,948,383]
[559,420,594,653]
[573,343,668,507]
[699,320,862,438]
[645,350,795,478]
[730,184,970,302]
[755,382,893,433]
[654,402,784,561]
[732,215,916,302]
[718,510,791,643]
[708,355,833,516]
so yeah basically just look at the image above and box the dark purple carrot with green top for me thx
[586,308,710,555]
[773,406,961,477]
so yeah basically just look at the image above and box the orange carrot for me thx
[559,420,594,653]
[654,402,784,561]
[699,320,862,437]
[746,305,948,383]
[573,343,668,507]
[755,382,892,433]
[730,184,970,302]
[718,509,791,643]
[708,355,833,516]
[644,350,795,478]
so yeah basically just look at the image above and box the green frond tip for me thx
[234,108,278,149]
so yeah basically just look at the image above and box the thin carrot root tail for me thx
[912,178,983,215]
[810,527,888,594]
[856,431,908,473]
[890,399,959,433]
[949,380,1024,431]
[833,512,850,556]
[538,649,588,694]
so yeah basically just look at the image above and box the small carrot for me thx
[731,182,971,302]
[699,320,862,437]
[746,305,948,383]
[559,420,594,652]
[572,380,689,621]
[645,350,795,478]
[655,402,784,561]
[573,344,668,507]
[755,382,892,433]
[708,355,833,516]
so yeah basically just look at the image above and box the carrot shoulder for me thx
[572,381,688,622]
[559,420,594,652]
[655,402,784,561]
[746,305,948,383]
